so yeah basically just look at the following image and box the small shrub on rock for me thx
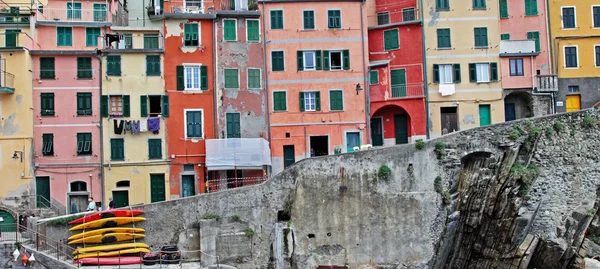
[583,115,596,128]
[201,213,221,221]
[435,141,445,151]
[415,139,425,150]
[509,130,520,140]
[434,176,443,193]
[244,227,255,238]
[378,165,392,182]
[553,121,564,133]
[441,190,451,205]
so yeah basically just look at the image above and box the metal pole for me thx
[97,251,100,269]
[118,250,121,269]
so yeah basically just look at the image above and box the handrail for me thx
[0,223,77,262]
[21,195,60,215]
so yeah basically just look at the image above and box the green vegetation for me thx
[244,227,255,238]
[515,125,526,135]
[378,165,392,182]
[587,208,596,217]
[511,162,540,197]
[525,120,533,128]
[287,220,292,228]
[435,141,445,151]
[583,115,596,128]
[545,126,554,137]
[46,215,81,226]
[201,213,221,221]
[509,130,520,140]
[553,121,564,133]
[434,176,443,193]
[570,124,576,137]
[415,139,425,150]
[230,215,241,222]
[589,235,600,245]
[14,242,21,250]
[441,190,451,205]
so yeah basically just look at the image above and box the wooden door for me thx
[69,195,88,214]
[390,69,407,97]
[346,132,360,152]
[0,210,16,232]
[505,103,516,121]
[370,118,383,146]
[181,175,195,197]
[150,174,166,203]
[394,114,409,144]
[35,176,51,208]
[441,109,459,135]
[112,191,129,208]
[479,104,491,126]
[566,95,581,112]
[5,29,20,48]
[283,145,295,168]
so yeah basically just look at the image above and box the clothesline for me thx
[113,118,161,135]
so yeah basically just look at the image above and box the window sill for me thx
[474,46,490,49]
[270,28,284,30]
[40,114,55,117]
[40,77,56,80]
[184,137,204,140]
[561,27,577,30]
[525,14,539,17]
[247,40,260,43]
[385,47,400,52]
[77,78,93,80]
[436,47,452,50]
[472,7,487,10]
[106,74,121,77]
[224,40,237,42]
[436,9,450,12]
[330,110,344,112]
[77,153,92,156]
[564,67,579,69]
[111,159,125,162]
[42,154,54,157]
[301,29,316,31]
[146,74,161,76]
[273,110,287,113]
[248,88,262,90]
[76,115,93,117]
[224,87,240,90]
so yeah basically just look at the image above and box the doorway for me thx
[479,104,491,126]
[283,145,295,169]
[0,210,16,232]
[181,175,195,198]
[566,95,581,112]
[112,190,129,208]
[5,29,21,48]
[394,114,408,144]
[35,176,51,208]
[370,117,383,146]
[310,136,329,157]
[69,195,88,214]
[346,132,360,152]
[440,107,459,135]
[505,103,516,121]
[150,174,166,203]
[226,170,243,188]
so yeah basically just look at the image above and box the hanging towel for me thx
[148,118,160,132]
[131,120,140,135]
[114,120,124,135]
[140,120,148,132]
[123,120,132,133]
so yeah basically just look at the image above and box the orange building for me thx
[260,0,369,174]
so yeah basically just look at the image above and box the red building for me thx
[367,0,427,146]
[149,0,216,198]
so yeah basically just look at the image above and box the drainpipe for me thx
[213,15,219,139]
[261,2,271,147]
[93,39,105,209]
[545,0,553,74]
[419,0,430,139]
[359,0,369,144]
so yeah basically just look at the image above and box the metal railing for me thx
[36,7,110,23]
[401,8,417,22]
[220,0,258,11]
[0,32,39,50]
[373,8,419,26]
[377,12,389,25]
[35,69,97,81]
[22,195,60,216]
[0,223,77,263]
[206,176,268,193]
[1,70,14,90]
[104,33,164,50]
[536,74,558,92]
[391,83,424,98]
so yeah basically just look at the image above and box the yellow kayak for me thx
[68,228,145,241]
[74,247,150,260]
[72,243,149,255]
[68,233,145,245]
[69,217,146,231]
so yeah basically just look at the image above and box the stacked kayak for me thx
[67,210,148,265]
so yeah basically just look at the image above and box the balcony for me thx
[219,0,258,11]
[536,75,558,92]
[369,8,419,29]
[499,40,538,57]
[36,7,111,25]
[390,83,423,99]
[0,70,15,93]
[34,68,98,81]
[0,32,39,50]
[103,32,164,52]
[147,0,215,17]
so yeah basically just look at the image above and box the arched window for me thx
[70,181,87,192]
[116,180,130,188]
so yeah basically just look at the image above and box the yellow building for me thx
[549,0,600,112]
[423,0,504,138]
[101,27,170,208]
[0,1,39,217]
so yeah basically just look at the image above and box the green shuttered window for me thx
[66,2,81,19]
[273,92,287,111]
[369,70,378,85]
[271,51,284,71]
[500,0,508,18]
[436,0,449,11]
[384,29,399,50]
[76,92,92,116]
[110,138,124,161]
[77,57,92,79]
[303,10,314,30]
[144,34,159,49]
[248,68,261,89]
[148,139,162,159]
[42,134,53,156]
[86,28,101,47]
[184,23,199,46]
[527,31,540,52]
[224,68,239,88]
[146,55,161,76]
[226,113,241,138]
[40,93,54,116]
[224,19,237,41]
[329,90,343,111]
[501,33,510,40]
[327,10,341,29]
[107,55,121,76]
[76,133,92,155]
[472,0,485,9]
[525,0,538,16]
[270,10,283,29]
[40,57,55,79]
[474,27,488,47]
[186,111,203,138]
[437,29,451,48]
[247,20,259,41]
[57,27,72,46]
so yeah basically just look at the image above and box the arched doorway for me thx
[68,180,89,214]
[504,91,533,121]
[371,105,412,146]
[0,208,17,233]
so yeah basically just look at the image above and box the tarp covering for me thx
[205,138,271,170]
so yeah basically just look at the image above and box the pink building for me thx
[499,0,555,121]
[32,0,117,214]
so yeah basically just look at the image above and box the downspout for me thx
[261,0,272,175]
[213,15,218,138]
[419,0,430,139]
[93,40,105,209]
[545,0,553,73]
[360,0,369,144]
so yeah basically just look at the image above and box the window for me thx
[329,51,342,70]
[141,95,169,117]
[86,28,100,47]
[594,6,600,28]
[76,92,92,116]
[500,0,508,18]
[248,68,261,89]
[383,29,399,50]
[437,29,451,48]
[329,90,343,111]
[377,12,390,25]
[273,91,287,111]
[40,93,54,116]
[183,164,194,172]
[144,34,159,49]
[224,19,237,41]
[509,58,524,76]
[40,57,55,79]
[116,180,130,187]
[328,10,341,29]
[270,10,283,29]
[301,92,319,111]
[110,95,123,115]
[185,110,203,138]
[527,31,540,52]
[224,69,239,88]
[107,55,121,76]
[369,70,378,85]
[472,0,485,9]
[77,57,92,79]
[148,139,162,159]
[474,27,488,47]
[562,7,575,29]
[66,2,81,19]
[184,23,199,46]
[568,85,579,93]
[303,51,316,70]
[247,19,260,41]
[76,133,92,155]
[402,8,415,21]
[433,64,461,84]
[271,51,284,71]
[146,55,161,76]
[468,62,498,82]
[525,0,538,16]
[57,27,72,46]
[42,134,53,156]
[303,10,315,29]
[436,0,449,11]
[177,65,207,91]
[501,33,510,40]
[596,46,600,67]
[121,34,133,49]
[564,46,578,68]
[110,138,124,161]
[323,50,349,70]
[184,65,200,90]
[93,3,107,21]
[70,181,87,192]
[226,113,241,138]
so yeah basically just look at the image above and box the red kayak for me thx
[68,210,144,225]
[75,256,142,265]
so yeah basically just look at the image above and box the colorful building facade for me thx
[423,0,504,138]
[367,0,426,146]
[549,0,600,112]
[261,0,369,175]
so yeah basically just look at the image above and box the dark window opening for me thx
[310,136,329,157]
[70,181,87,192]
[307,233,315,238]
[278,210,291,222]
[330,51,342,70]
[285,132,290,138]
[226,170,243,189]
[148,95,162,116]
[116,180,130,187]
[183,164,195,172]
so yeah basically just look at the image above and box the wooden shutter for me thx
[299,92,305,111]
[123,95,130,117]
[161,95,169,117]
[323,50,330,70]
[176,66,184,90]
[140,96,148,117]
[500,0,508,18]
[490,62,498,81]
[469,63,476,82]
[297,51,304,71]
[101,95,108,117]
[453,64,461,83]
[315,91,321,111]
[342,50,350,70]
[200,66,208,90]
[432,64,439,83]
[315,51,322,70]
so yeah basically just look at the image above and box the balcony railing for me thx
[104,33,164,50]
[536,75,558,92]
[0,70,15,93]
[401,8,417,22]
[206,176,268,193]
[372,8,419,27]
[220,0,257,11]
[500,40,537,55]
[0,32,39,50]
[35,69,98,81]
[391,83,423,98]
[36,7,110,23]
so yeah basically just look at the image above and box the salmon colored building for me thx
[261,0,369,175]
[366,0,426,146]
[148,0,216,198]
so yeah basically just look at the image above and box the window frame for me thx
[109,95,124,116]
[328,50,343,70]
[475,63,491,83]
[303,91,317,112]
[225,112,241,138]
[501,33,510,40]
[183,64,201,91]
[509,58,524,76]
[383,28,400,51]
[593,6,600,28]
[438,64,453,84]
[66,2,82,19]
[436,0,449,11]
[526,31,540,52]
[402,7,416,22]
[499,0,508,18]
[563,45,579,68]
[272,90,287,112]
[148,138,162,160]
[369,70,378,85]
[567,85,579,93]
[223,19,237,41]
[246,19,260,42]
[437,28,451,49]
[76,132,92,155]
[56,27,72,47]
[184,109,204,139]
[327,9,342,29]
[76,92,93,116]
[561,6,577,29]
[303,10,315,30]
[40,92,55,116]
[472,0,486,10]
[77,57,93,79]
[525,0,538,16]
[271,50,285,72]
[224,68,240,89]
[146,55,161,76]
[303,51,316,71]
[110,138,125,161]
[106,55,121,76]
[595,45,600,67]
[42,133,54,156]
[184,23,200,47]
[39,57,55,79]
[328,89,344,111]
[143,33,160,49]
[377,12,390,25]
[247,68,261,89]
[474,27,488,48]
[85,27,100,47]
[270,9,284,30]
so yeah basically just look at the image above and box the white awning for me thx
[206,138,272,171]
